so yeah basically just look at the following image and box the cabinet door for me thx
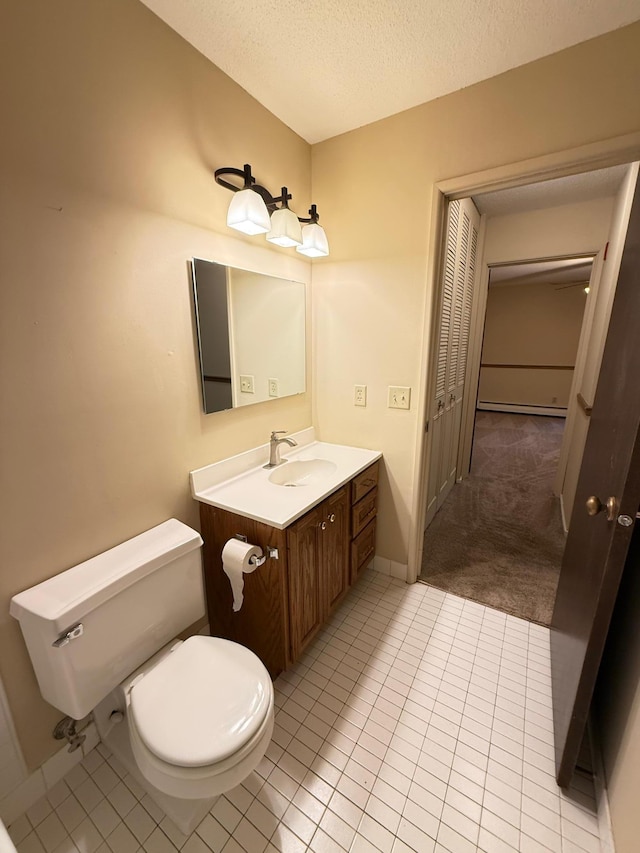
[287,506,323,661]
[200,504,289,679]
[321,486,350,616]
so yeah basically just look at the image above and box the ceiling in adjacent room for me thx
[139,0,640,143]
[473,164,630,216]
[490,259,594,287]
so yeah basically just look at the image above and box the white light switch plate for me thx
[388,386,411,409]
[240,375,254,393]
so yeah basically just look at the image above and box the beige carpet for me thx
[420,411,565,626]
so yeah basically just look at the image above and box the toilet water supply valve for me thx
[52,716,87,752]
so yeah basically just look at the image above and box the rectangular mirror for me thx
[191,258,306,414]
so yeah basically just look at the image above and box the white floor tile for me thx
[16,574,606,853]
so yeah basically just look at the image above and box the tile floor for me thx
[7,571,604,853]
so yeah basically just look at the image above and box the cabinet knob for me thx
[320,521,327,530]
[328,513,336,523]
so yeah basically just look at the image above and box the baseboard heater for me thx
[477,401,567,418]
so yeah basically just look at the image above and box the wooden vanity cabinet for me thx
[288,486,350,662]
[199,461,378,677]
[199,505,290,679]
[350,461,379,582]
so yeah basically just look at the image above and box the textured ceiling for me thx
[473,164,629,217]
[139,0,640,143]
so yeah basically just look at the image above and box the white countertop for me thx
[190,432,381,529]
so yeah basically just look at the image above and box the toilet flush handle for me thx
[52,623,84,648]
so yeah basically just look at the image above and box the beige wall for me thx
[312,25,640,569]
[478,280,587,409]
[0,0,312,770]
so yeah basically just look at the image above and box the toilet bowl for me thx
[120,635,274,799]
[10,519,275,833]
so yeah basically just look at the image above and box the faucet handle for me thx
[270,430,287,439]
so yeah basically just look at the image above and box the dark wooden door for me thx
[551,177,640,787]
[287,505,323,661]
[321,486,350,615]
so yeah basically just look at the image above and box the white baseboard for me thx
[0,723,100,826]
[589,717,617,853]
[372,555,408,581]
[477,402,567,417]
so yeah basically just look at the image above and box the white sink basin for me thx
[190,434,381,529]
[268,459,338,487]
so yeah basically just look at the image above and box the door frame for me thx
[409,130,640,582]
[457,251,599,483]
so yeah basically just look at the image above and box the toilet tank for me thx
[10,519,204,721]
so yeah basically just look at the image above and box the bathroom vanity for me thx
[190,433,381,678]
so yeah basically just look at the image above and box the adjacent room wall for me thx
[482,197,614,265]
[0,0,312,770]
[478,279,587,411]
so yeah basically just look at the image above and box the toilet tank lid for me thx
[10,519,203,632]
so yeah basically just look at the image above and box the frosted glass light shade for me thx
[296,223,329,257]
[226,189,271,235]
[266,207,303,247]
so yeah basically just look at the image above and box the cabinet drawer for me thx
[352,462,379,504]
[351,488,377,538]
[352,518,376,579]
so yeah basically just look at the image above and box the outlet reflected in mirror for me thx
[191,259,306,414]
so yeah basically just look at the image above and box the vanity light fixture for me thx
[296,205,329,258]
[214,164,329,256]
[267,193,303,248]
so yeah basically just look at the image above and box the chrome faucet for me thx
[264,430,297,468]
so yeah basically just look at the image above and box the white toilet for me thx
[10,519,274,833]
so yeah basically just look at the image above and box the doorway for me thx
[420,253,594,624]
[416,160,638,626]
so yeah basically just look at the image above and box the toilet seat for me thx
[123,635,274,799]
[129,635,272,767]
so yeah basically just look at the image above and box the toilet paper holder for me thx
[234,534,278,562]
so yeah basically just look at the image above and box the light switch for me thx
[388,386,411,409]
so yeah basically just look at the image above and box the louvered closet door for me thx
[425,200,460,527]
[439,198,480,507]
[425,198,480,529]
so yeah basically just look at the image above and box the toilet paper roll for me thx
[221,539,263,612]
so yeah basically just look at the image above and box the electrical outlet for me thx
[239,374,254,394]
[268,378,279,397]
[354,384,367,407]
[388,386,411,410]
